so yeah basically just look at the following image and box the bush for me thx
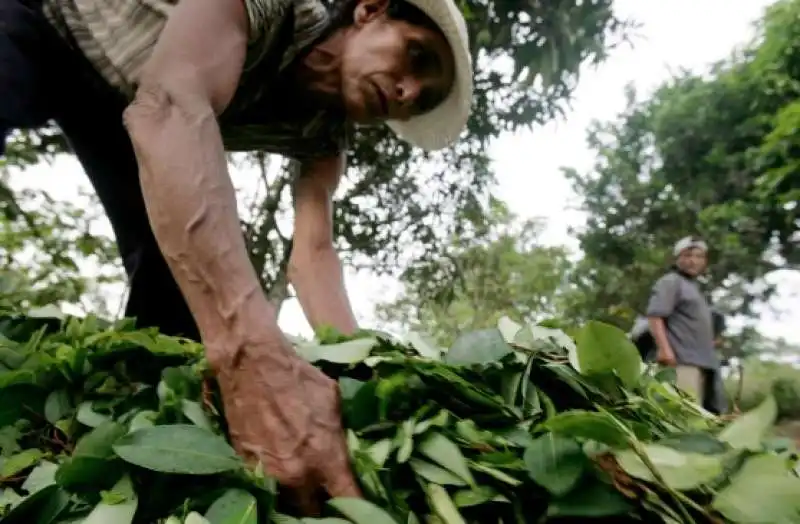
[0,313,798,523]
[727,359,800,420]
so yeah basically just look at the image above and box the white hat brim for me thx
[386,0,473,151]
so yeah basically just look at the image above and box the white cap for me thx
[673,236,708,256]
[385,0,474,151]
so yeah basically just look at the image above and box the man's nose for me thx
[395,77,421,106]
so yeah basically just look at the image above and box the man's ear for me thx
[353,0,390,27]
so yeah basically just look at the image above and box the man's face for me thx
[339,0,456,123]
[677,247,708,276]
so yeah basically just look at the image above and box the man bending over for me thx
[0,0,473,510]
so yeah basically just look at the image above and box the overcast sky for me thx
[9,0,799,343]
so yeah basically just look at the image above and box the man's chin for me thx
[348,112,387,126]
[343,101,384,125]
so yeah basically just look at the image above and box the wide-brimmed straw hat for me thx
[385,0,474,151]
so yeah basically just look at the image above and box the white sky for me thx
[8,0,799,343]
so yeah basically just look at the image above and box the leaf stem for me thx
[630,441,707,523]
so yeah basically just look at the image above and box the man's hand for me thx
[656,345,677,367]
[648,316,676,367]
[213,342,361,514]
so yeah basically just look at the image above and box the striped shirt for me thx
[42,0,348,159]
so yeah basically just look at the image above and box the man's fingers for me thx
[322,459,363,499]
[287,486,322,517]
[325,472,362,499]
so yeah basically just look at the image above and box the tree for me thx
[562,0,800,328]
[1,1,634,315]
[375,199,573,346]
[0,169,122,315]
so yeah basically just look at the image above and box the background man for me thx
[646,236,726,411]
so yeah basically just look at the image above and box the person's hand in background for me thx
[656,345,677,367]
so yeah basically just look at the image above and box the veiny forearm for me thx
[647,317,672,354]
[289,247,358,335]
[123,88,287,365]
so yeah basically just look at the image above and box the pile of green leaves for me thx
[0,312,798,523]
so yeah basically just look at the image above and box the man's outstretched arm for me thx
[289,154,359,335]
[122,0,361,506]
[123,0,277,358]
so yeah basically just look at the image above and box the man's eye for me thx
[408,41,430,71]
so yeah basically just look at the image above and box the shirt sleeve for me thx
[646,274,680,318]
[242,0,294,42]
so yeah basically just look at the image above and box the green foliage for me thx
[562,0,800,327]
[728,359,800,420]
[0,311,797,523]
[376,201,574,346]
[0,175,122,315]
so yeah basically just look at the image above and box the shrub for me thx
[727,359,800,420]
[0,313,797,523]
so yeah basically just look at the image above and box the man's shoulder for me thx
[239,0,329,77]
[653,271,681,289]
[244,0,327,42]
